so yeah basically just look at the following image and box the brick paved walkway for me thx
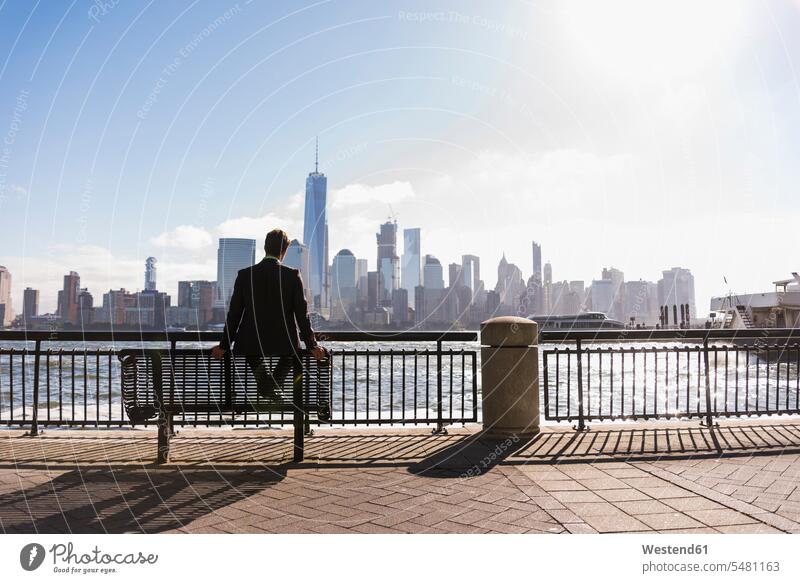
[1,419,800,534]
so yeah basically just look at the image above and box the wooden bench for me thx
[118,349,332,463]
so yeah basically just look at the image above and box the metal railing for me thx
[541,328,800,430]
[0,330,478,434]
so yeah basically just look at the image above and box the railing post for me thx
[292,357,304,462]
[433,339,446,434]
[702,339,715,427]
[480,317,540,439]
[153,352,170,464]
[26,340,42,437]
[575,338,587,432]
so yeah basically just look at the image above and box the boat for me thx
[527,312,626,330]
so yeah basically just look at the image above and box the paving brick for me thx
[614,500,675,515]
[636,512,704,530]
[687,508,758,527]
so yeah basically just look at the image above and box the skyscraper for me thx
[423,255,444,289]
[494,254,525,313]
[216,238,256,308]
[376,220,399,306]
[303,138,329,310]
[330,249,358,322]
[462,255,480,290]
[401,228,421,307]
[531,242,542,285]
[283,239,312,304]
[23,287,39,323]
[58,271,80,326]
[0,266,13,327]
[531,242,543,313]
[144,257,157,291]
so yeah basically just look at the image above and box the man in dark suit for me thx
[211,229,324,401]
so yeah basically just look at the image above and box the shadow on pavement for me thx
[0,466,286,533]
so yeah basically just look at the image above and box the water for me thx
[1,340,798,425]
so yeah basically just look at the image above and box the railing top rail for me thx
[2,327,798,344]
[0,330,478,343]
[539,327,800,343]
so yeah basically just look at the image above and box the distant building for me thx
[23,287,39,325]
[144,257,157,291]
[0,266,13,327]
[543,261,553,314]
[623,279,658,326]
[423,255,444,289]
[602,267,625,321]
[401,228,421,308]
[58,271,81,326]
[590,279,614,316]
[303,141,329,310]
[172,280,216,328]
[448,263,464,289]
[216,238,256,308]
[415,285,447,326]
[658,267,696,323]
[330,249,358,322]
[77,289,94,327]
[391,288,409,325]
[494,254,525,313]
[283,239,312,305]
[377,220,399,306]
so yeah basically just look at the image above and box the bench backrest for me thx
[118,349,332,421]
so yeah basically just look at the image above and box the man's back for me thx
[220,258,317,355]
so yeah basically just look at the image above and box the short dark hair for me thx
[264,229,291,256]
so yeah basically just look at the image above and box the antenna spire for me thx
[315,136,319,173]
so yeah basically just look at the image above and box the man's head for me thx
[265,229,291,259]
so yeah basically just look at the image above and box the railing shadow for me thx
[0,466,286,533]
[2,421,800,473]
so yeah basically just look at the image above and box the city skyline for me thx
[1,1,798,317]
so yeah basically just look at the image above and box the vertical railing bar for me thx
[745,346,750,414]
[702,340,714,426]
[576,339,585,431]
[389,352,394,422]
[471,350,477,422]
[735,348,739,414]
[449,350,453,423]
[436,340,443,432]
[96,352,100,426]
[29,340,41,435]
[58,350,64,423]
[402,351,406,422]
[461,350,465,422]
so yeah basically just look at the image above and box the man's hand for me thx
[211,345,227,361]
[310,346,325,361]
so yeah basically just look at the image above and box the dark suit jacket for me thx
[219,258,317,355]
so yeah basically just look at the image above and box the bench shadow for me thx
[0,466,286,533]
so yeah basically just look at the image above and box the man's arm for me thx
[219,272,245,351]
[293,270,317,349]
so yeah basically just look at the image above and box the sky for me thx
[1,0,799,314]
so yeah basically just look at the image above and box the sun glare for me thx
[560,0,746,80]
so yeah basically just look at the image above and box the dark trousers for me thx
[244,354,300,402]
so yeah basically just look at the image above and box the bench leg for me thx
[157,411,171,464]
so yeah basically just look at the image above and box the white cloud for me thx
[151,225,213,250]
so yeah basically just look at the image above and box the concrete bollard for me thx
[480,316,540,438]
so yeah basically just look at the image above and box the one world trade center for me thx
[303,139,329,310]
